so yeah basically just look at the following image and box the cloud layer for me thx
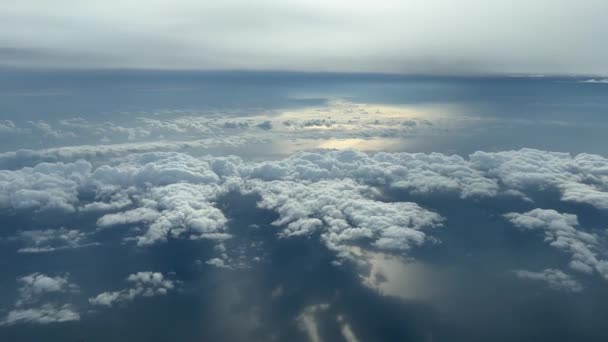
[1,1,607,74]
[3,148,608,276]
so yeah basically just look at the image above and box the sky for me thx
[2,2,608,342]
[1,0,608,75]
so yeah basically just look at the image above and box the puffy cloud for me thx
[243,179,443,261]
[97,207,161,229]
[130,183,229,246]
[513,268,583,293]
[504,209,608,280]
[1,273,80,326]
[89,272,176,307]
[471,149,608,209]
[28,121,76,140]
[5,148,608,268]
[16,273,73,304]
[0,137,248,170]
[0,120,20,134]
[206,258,231,269]
[0,160,91,212]
[238,149,500,198]
[79,193,132,212]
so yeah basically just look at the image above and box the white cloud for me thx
[89,272,176,307]
[0,160,90,212]
[97,207,161,228]
[513,268,583,293]
[206,258,231,269]
[4,148,608,270]
[580,79,608,84]
[243,179,442,261]
[504,209,608,280]
[471,149,608,210]
[1,273,80,326]
[16,273,73,304]
[127,183,229,246]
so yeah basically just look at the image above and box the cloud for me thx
[96,207,161,229]
[471,149,608,210]
[4,148,608,270]
[16,273,75,304]
[206,258,231,269]
[297,304,330,342]
[16,228,98,253]
[0,120,21,134]
[1,273,80,326]
[1,1,607,74]
[0,137,249,170]
[580,79,608,84]
[504,209,608,279]
[255,121,273,130]
[89,272,176,307]
[129,184,229,246]
[0,160,91,212]
[243,179,443,261]
[0,304,80,326]
[513,268,583,293]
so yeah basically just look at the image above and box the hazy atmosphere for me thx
[1,2,607,342]
[2,0,608,74]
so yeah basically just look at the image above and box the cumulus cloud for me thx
[243,179,442,261]
[0,160,90,212]
[129,184,229,246]
[0,137,249,170]
[89,272,176,307]
[1,273,80,326]
[16,273,75,304]
[513,268,583,293]
[504,209,608,280]
[0,120,21,134]
[206,258,231,269]
[97,207,161,229]
[471,149,608,210]
[5,148,608,269]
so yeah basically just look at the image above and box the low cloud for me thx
[1,273,80,326]
[513,268,583,293]
[16,228,98,253]
[505,209,608,279]
[89,272,176,307]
